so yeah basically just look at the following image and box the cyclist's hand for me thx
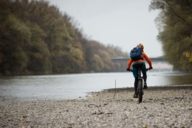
[127,68,131,71]
[149,66,153,70]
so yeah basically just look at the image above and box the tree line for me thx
[150,0,192,71]
[0,0,127,75]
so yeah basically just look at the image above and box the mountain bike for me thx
[131,68,150,103]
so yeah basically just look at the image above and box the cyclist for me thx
[127,43,153,98]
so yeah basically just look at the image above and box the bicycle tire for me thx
[137,78,143,103]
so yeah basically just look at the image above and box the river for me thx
[0,71,192,100]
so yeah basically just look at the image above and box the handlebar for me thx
[146,68,151,71]
[127,68,152,72]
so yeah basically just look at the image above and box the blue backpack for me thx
[130,47,142,60]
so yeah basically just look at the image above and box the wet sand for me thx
[0,86,192,128]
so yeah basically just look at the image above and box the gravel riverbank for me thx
[0,86,192,128]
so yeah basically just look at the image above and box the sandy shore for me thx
[0,86,192,128]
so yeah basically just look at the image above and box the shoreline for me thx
[0,85,192,128]
[101,84,192,92]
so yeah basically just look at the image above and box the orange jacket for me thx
[127,52,152,69]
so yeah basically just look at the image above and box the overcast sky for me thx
[47,0,163,57]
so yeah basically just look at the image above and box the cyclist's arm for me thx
[127,59,133,69]
[143,53,152,68]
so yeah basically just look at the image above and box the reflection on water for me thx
[0,71,192,100]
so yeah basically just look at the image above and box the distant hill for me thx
[0,0,127,75]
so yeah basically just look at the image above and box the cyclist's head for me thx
[137,43,144,50]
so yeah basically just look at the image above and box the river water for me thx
[0,71,192,100]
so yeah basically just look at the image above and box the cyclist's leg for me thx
[141,63,148,88]
[132,64,139,97]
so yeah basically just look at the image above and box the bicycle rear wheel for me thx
[137,79,143,103]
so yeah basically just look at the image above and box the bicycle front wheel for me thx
[137,79,143,103]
